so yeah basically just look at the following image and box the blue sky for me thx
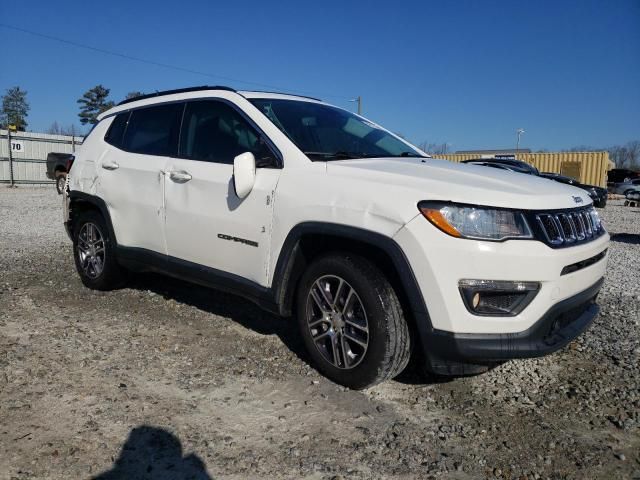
[1,0,638,151]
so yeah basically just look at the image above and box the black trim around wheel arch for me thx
[426,277,604,374]
[270,221,435,332]
[67,191,118,244]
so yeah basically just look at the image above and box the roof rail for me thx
[117,85,237,106]
[239,90,322,102]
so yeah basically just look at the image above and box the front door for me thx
[163,99,281,286]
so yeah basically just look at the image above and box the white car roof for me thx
[97,87,325,121]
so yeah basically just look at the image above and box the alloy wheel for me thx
[306,275,369,369]
[77,222,106,279]
[56,175,66,194]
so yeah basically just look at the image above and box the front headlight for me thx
[418,201,533,241]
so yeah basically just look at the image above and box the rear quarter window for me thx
[104,112,130,148]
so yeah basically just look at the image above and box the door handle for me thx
[168,170,192,183]
[101,161,119,171]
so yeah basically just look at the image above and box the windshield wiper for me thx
[303,151,361,160]
[304,151,427,161]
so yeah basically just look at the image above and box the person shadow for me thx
[92,426,212,480]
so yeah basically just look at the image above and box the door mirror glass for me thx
[233,152,256,199]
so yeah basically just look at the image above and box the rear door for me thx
[97,103,184,254]
[163,99,281,286]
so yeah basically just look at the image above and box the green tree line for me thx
[0,85,143,134]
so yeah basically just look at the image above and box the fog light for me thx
[472,292,480,309]
[459,280,540,317]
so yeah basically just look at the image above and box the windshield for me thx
[249,98,424,160]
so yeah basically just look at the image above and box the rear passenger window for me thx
[180,100,273,165]
[122,103,183,156]
[104,112,129,148]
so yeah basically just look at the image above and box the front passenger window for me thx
[180,100,275,166]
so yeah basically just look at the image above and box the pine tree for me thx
[77,85,115,125]
[1,86,30,131]
[125,91,145,101]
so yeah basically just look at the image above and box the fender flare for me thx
[68,191,118,245]
[270,222,433,332]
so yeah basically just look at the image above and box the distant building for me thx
[455,149,532,155]
[438,151,612,187]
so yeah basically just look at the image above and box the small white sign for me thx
[10,140,24,153]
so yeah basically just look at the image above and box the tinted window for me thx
[180,100,274,165]
[104,112,129,148]
[122,103,183,156]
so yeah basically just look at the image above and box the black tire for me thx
[296,253,411,389]
[72,210,125,290]
[594,198,607,208]
[55,174,66,195]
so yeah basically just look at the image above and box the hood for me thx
[326,158,592,212]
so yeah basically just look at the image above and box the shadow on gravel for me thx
[610,232,640,244]
[127,273,447,387]
[128,273,310,365]
[92,426,211,479]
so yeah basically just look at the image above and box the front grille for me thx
[529,207,605,248]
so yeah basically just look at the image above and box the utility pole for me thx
[350,96,362,115]
[516,128,525,156]
[7,124,16,187]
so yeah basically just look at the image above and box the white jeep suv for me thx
[64,86,609,389]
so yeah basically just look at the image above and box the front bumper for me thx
[394,212,609,375]
[426,277,602,373]
[395,215,609,334]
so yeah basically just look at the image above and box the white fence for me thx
[0,129,84,184]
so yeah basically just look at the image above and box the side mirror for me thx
[233,152,256,199]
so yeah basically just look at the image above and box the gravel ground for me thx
[0,187,638,480]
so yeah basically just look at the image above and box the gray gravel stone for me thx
[0,188,638,479]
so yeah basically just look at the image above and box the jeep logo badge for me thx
[572,196,583,204]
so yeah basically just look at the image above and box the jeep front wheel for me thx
[296,253,411,389]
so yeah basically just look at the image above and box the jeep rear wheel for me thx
[55,174,66,194]
[73,210,124,290]
[296,253,411,389]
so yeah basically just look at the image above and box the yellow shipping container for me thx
[436,152,612,187]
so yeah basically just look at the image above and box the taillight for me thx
[65,156,75,172]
